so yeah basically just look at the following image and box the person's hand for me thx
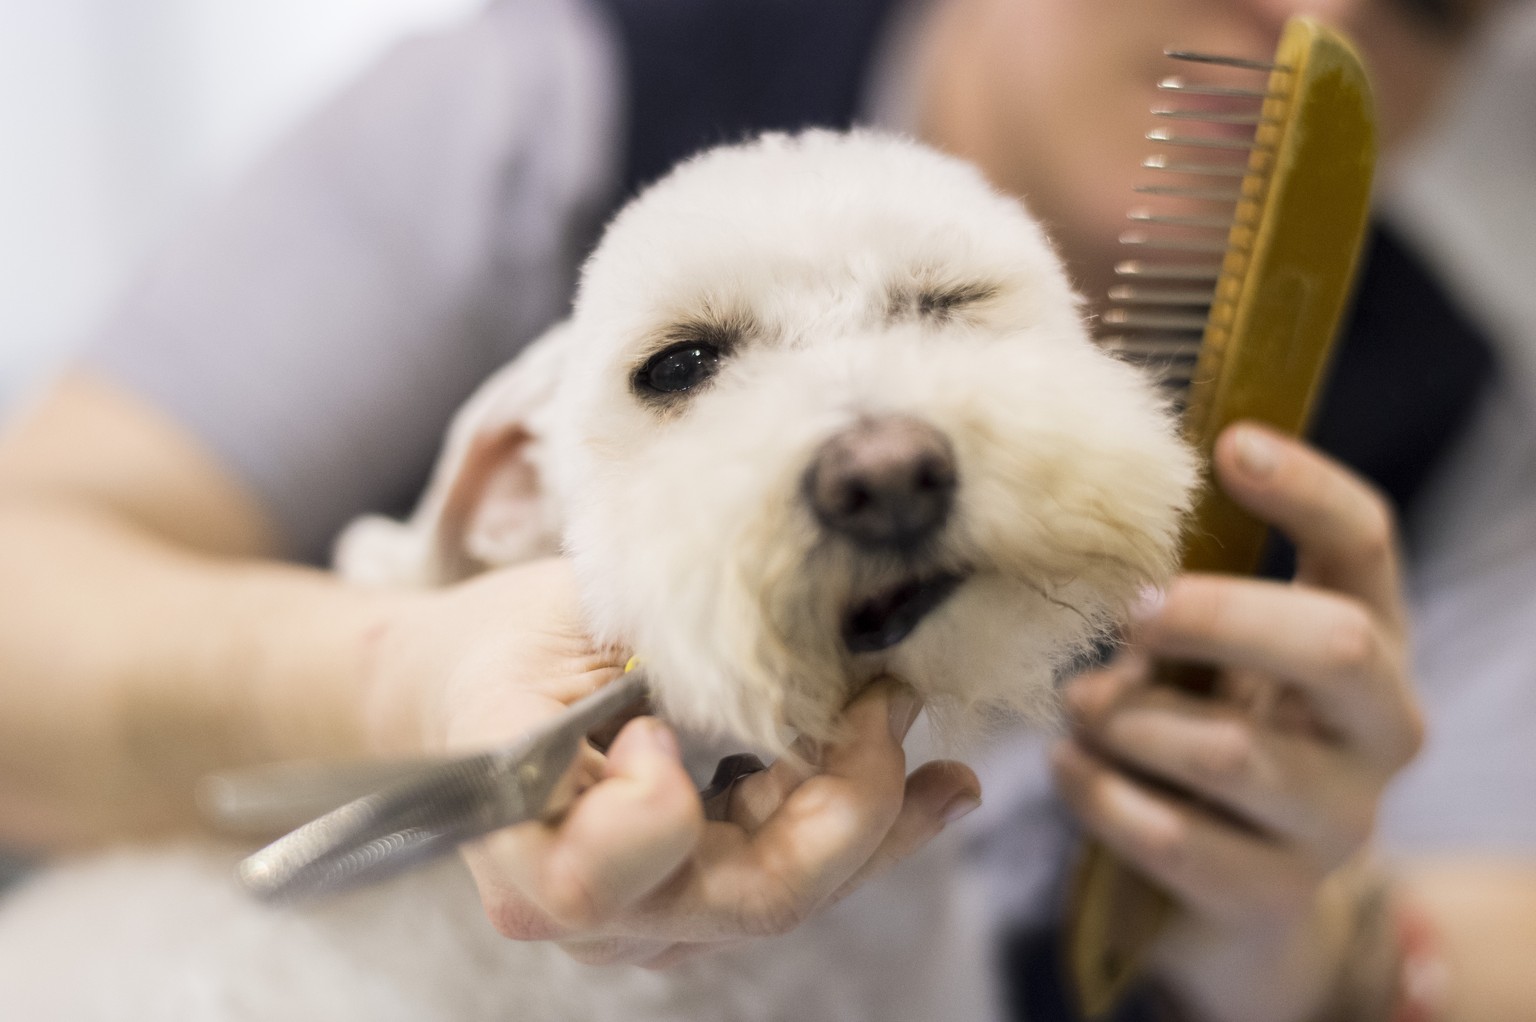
[362,558,981,967]
[1052,423,1425,1022]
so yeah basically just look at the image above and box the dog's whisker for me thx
[1018,578,1097,630]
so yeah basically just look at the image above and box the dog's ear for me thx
[334,323,571,586]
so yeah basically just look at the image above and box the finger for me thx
[724,738,822,832]
[442,665,626,752]
[630,678,916,942]
[828,759,982,904]
[1060,651,1151,724]
[1130,573,1416,764]
[557,936,673,967]
[1213,423,1403,630]
[639,939,748,971]
[1053,740,1327,926]
[469,716,704,937]
[1073,685,1378,866]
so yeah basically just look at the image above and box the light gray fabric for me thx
[1383,378,1536,853]
[0,853,30,895]
[958,732,1078,932]
[1376,3,1536,855]
[84,0,624,562]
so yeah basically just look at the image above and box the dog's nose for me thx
[805,416,956,550]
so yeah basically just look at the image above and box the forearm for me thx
[1273,856,1536,1022]
[1147,856,1371,1022]
[1398,858,1536,1022]
[0,496,400,849]
[1150,854,1536,1022]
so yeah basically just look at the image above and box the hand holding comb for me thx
[1068,17,1378,1016]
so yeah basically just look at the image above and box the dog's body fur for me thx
[0,132,1195,1019]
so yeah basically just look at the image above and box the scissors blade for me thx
[236,670,649,901]
[198,759,449,835]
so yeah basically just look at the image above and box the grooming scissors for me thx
[209,668,763,902]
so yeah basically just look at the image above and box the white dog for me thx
[343,129,1195,750]
[0,131,1195,1020]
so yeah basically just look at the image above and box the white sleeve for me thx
[84,0,624,561]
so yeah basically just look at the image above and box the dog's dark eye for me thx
[636,342,722,395]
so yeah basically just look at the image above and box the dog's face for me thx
[530,131,1197,747]
[334,131,1197,748]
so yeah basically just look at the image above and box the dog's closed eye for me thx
[888,281,1000,323]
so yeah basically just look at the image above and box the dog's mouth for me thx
[842,571,966,654]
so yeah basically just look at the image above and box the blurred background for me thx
[1,1,1532,417]
[0,0,480,415]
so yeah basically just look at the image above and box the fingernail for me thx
[642,718,680,760]
[1233,425,1279,479]
[1062,675,1094,717]
[888,687,923,741]
[941,793,982,825]
[1130,585,1165,621]
[1113,785,1181,843]
[1049,739,1085,776]
[1110,651,1152,685]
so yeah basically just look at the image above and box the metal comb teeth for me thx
[1099,49,1292,400]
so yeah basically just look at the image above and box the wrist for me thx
[1151,859,1448,1022]
[1386,893,1449,1022]
[1311,877,1450,1022]
[211,559,419,764]
[1147,856,1374,1022]
[349,567,560,758]
[345,583,445,758]
[1304,864,1399,1022]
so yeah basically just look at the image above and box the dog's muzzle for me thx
[842,571,965,654]
[804,415,956,552]
[803,415,966,654]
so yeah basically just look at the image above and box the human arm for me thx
[0,372,978,962]
[1052,423,1536,1021]
[0,372,379,844]
[1393,858,1536,1022]
[0,1,618,838]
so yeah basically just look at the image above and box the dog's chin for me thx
[841,569,967,655]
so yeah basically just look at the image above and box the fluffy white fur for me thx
[344,129,1196,749]
[0,842,998,1021]
[0,131,1195,1020]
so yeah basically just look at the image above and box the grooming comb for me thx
[1069,17,1377,1016]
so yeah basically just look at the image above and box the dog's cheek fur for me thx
[881,575,1071,737]
[944,337,1199,597]
[553,326,1195,751]
[836,331,1196,726]
[558,412,849,749]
